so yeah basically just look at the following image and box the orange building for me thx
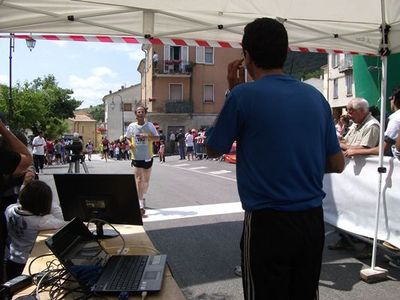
[66,113,97,148]
[138,44,242,137]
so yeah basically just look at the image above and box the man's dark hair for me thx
[242,18,288,69]
[135,105,147,113]
[19,180,52,216]
[392,86,400,108]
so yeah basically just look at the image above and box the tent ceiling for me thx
[0,0,400,55]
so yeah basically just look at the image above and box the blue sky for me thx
[0,38,144,109]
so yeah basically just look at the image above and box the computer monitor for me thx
[54,174,142,238]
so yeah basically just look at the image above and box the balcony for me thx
[338,57,353,73]
[165,100,193,113]
[154,60,193,75]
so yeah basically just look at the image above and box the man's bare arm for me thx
[0,120,33,175]
[206,144,223,159]
[325,151,345,174]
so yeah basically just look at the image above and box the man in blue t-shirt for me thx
[206,18,344,300]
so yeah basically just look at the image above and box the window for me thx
[344,54,353,67]
[345,74,353,96]
[123,103,132,111]
[204,47,214,64]
[196,47,214,64]
[333,78,338,99]
[331,54,339,68]
[169,84,183,100]
[203,85,214,102]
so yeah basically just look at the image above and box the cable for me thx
[87,218,126,253]
[28,253,54,276]
[36,270,51,299]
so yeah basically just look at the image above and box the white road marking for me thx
[208,170,231,175]
[143,202,243,222]
[189,166,208,170]
[174,163,190,167]
[165,164,237,182]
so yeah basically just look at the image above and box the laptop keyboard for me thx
[106,256,148,290]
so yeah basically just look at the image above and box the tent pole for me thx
[371,55,387,270]
[360,54,389,284]
[360,0,389,283]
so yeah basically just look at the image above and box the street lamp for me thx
[111,94,124,136]
[8,34,36,123]
[8,34,15,122]
[26,37,36,51]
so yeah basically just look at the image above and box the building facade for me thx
[324,53,355,119]
[103,84,141,141]
[138,44,242,137]
[66,113,97,147]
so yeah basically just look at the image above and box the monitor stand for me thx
[90,221,118,239]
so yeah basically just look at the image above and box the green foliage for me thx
[298,69,324,81]
[88,104,105,122]
[0,74,82,139]
[284,52,327,80]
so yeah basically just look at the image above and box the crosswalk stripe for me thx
[143,202,243,222]
[208,170,231,175]
[165,163,236,182]
[174,164,190,167]
[189,166,208,170]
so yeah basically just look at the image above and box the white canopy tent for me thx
[1,0,399,276]
[0,0,399,54]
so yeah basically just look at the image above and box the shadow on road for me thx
[146,220,242,288]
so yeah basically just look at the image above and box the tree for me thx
[0,75,82,139]
[88,104,105,123]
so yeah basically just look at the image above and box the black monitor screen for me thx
[54,174,143,237]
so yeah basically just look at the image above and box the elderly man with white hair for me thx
[340,97,380,157]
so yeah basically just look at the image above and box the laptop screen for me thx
[46,218,109,286]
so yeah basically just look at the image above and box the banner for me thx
[323,156,400,248]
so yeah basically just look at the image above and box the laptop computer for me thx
[45,217,167,294]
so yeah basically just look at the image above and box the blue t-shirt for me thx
[207,74,340,212]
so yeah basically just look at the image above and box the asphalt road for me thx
[40,154,400,300]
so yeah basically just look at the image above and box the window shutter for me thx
[196,47,205,63]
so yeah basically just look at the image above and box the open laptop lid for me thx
[45,217,109,287]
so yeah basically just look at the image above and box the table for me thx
[13,224,186,299]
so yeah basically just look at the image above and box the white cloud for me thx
[83,43,144,61]
[92,67,118,78]
[68,67,123,108]
[128,48,145,61]
[54,40,68,47]
[0,74,8,85]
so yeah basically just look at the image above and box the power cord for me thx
[36,270,51,299]
[87,218,126,254]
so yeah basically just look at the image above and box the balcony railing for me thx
[338,57,353,73]
[154,60,193,75]
[165,100,193,113]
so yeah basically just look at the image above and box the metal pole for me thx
[121,99,124,136]
[371,54,387,269]
[8,33,14,122]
